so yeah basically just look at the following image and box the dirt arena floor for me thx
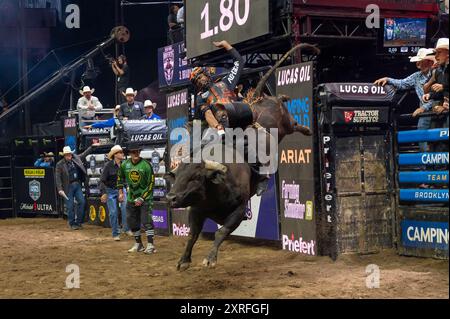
[0,218,448,299]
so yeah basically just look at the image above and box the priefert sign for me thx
[282,234,316,256]
[172,223,190,237]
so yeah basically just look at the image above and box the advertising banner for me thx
[399,189,449,203]
[14,167,58,216]
[331,107,390,125]
[171,208,191,237]
[398,152,449,165]
[401,220,449,251]
[398,171,449,184]
[201,175,279,240]
[276,62,316,255]
[398,128,449,143]
[166,89,190,170]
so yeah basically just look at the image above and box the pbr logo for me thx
[163,46,175,86]
[29,180,41,202]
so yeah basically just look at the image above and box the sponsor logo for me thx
[99,206,106,223]
[344,111,354,123]
[402,220,448,250]
[305,201,313,221]
[130,133,164,142]
[153,215,165,223]
[276,65,312,87]
[346,110,380,123]
[167,90,188,109]
[163,45,175,85]
[421,153,449,165]
[245,201,252,220]
[282,234,316,255]
[284,97,311,128]
[427,173,448,182]
[172,223,190,236]
[24,169,45,178]
[89,205,96,222]
[129,170,141,184]
[322,135,334,223]
[64,118,77,128]
[19,203,53,212]
[281,180,304,219]
[280,149,311,164]
[338,84,386,95]
[29,180,41,201]
[413,191,449,200]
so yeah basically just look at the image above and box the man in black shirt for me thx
[167,4,182,44]
[100,145,131,240]
[112,55,130,104]
[118,88,145,120]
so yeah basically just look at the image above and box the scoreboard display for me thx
[186,0,270,59]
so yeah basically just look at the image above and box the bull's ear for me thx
[206,170,225,185]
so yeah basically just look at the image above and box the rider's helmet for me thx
[190,67,211,89]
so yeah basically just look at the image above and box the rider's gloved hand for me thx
[216,124,225,137]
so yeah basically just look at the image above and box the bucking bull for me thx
[165,43,320,271]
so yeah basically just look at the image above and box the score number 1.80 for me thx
[200,0,250,40]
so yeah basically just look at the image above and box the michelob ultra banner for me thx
[398,152,449,165]
[398,128,449,143]
[399,189,449,202]
[398,171,449,184]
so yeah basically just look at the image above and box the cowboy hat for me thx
[122,88,137,97]
[144,100,157,108]
[79,86,95,95]
[62,146,74,155]
[435,38,449,51]
[115,105,121,110]
[107,145,124,160]
[44,152,54,157]
[409,48,436,62]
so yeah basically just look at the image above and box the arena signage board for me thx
[202,175,279,240]
[158,42,191,88]
[185,0,270,59]
[14,167,58,216]
[171,208,191,237]
[275,62,316,255]
[331,107,390,125]
[401,220,449,251]
[166,89,190,170]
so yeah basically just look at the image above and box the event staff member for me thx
[56,145,97,230]
[374,48,436,152]
[118,88,145,120]
[84,105,121,130]
[142,100,161,120]
[111,55,130,104]
[100,145,131,241]
[190,40,245,136]
[34,152,54,168]
[77,86,103,127]
[117,145,156,254]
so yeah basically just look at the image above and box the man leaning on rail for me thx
[374,48,436,152]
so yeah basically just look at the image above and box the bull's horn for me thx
[204,160,227,173]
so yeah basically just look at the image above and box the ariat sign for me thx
[402,220,449,250]
[282,234,316,255]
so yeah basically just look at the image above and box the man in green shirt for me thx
[117,145,156,254]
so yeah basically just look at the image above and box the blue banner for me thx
[401,220,448,250]
[398,128,449,143]
[398,171,449,184]
[399,189,449,202]
[398,152,449,165]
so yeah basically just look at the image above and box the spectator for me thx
[34,152,55,168]
[77,86,103,128]
[118,88,145,120]
[111,55,130,104]
[100,145,132,241]
[374,48,435,152]
[84,105,121,130]
[168,4,182,44]
[142,100,161,120]
[55,145,96,230]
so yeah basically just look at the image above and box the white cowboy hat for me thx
[115,105,121,110]
[409,48,436,62]
[62,146,74,155]
[107,145,123,160]
[79,86,95,95]
[122,88,137,97]
[435,38,449,51]
[144,100,157,108]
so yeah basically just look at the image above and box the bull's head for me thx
[165,160,228,208]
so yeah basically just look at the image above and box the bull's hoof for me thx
[177,262,191,271]
[202,258,217,268]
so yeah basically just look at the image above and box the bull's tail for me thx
[254,43,320,97]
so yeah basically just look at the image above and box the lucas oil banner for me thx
[14,168,58,216]
[276,62,316,256]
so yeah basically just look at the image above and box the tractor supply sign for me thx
[401,220,449,250]
[276,61,316,255]
[14,167,58,216]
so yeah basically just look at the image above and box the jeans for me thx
[66,182,86,227]
[106,187,129,237]
[417,116,432,152]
